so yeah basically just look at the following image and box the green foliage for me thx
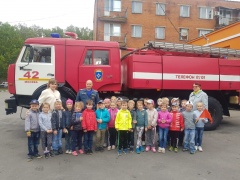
[0,22,93,79]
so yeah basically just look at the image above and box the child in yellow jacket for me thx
[115,101,132,155]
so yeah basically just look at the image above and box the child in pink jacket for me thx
[157,103,172,153]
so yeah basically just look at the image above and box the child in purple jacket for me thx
[157,103,172,153]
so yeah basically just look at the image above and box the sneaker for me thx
[158,147,162,153]
[65,150,69,154]
[89,149,93,155]
[195,146,198,151]
[123,149,128,154]
[44,153,50,159]
[107,146,111,151]
[34,154,42,159]
[72,151,78,156]
[103,143,107,148]
[118,150,122,156]
[151,147,156,153]
[162,148,165,153]
[79,149,84,154]
[49,151,54,157]
[53,150,59,155]
[169,146,173,151]
[99,147,104,152]
[130,147,134,153]
[27,155,33,161]
[142,141,145,146]
[182,148,188,152]
[140,146,145,152]
[58,148,63,154]
[84,150,89,155]
[136,148,140,154]
[198,146,203,152]
[95,147,100,152]
[174,148,178,153]
[145,146,150,152]
[190,151,195,154]
[68,150,72,154]
[112,145,116,150]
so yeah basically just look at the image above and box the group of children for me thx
[25,96,209,160]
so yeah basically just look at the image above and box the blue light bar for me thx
[50,33,60,38]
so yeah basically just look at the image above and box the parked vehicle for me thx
[0,82,8,88]
[5,33,240,130]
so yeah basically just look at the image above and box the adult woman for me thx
[189,82,208,110]
[38,79,61,111]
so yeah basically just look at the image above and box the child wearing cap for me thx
[63,98,74,154]
[169,102,184,153]
[25,99,41,161]
[182,101,197,154]
[146,99,158,153]
[95,100,110,152]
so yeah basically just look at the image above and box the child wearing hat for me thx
[25,99,41,161]
[63,99,74,154]
[169,102,184,153]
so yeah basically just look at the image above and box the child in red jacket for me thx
[82,100,97,155]
[169,102,184,153]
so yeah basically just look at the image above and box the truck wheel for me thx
[58,86,76,109]
[204,96,223,131]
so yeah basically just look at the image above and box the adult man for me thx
[76,80,100,109]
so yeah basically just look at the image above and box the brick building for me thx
[93,0,240,48]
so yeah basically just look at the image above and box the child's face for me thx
[181,101,187,108]
[144,100,148,106]
[128,103,134,110]
[117,101,122,106]
[66,103,73,110]
[121,103,127,110]
[171,106,178,112]
[147,103,154,109]
[161,106,167,112]
[86,104,93,110]
[137,104,143,110]
[104,102,110,108]
[75,106,82,112]
[42,105,50,113]
[110,103,116,109]
[55,102,62,110]
[186,104,193,111]
[98,103,104,109]
[157,100,162,106]
[30,104,39,111]
[197,104,203,111]
[111,96,117,102]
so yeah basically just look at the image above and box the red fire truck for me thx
[5,34,240,130]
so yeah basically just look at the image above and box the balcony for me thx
[96,32,127,47]
[97,8,128,23]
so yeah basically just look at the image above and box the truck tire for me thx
[204,96,223,131]
[58,86,76,109]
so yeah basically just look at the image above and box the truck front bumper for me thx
[5,97,17,115]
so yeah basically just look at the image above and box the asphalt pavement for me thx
[0,91,240,180]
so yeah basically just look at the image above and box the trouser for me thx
[108,128,117,146]
[104,130,108,146]
[141,128,145,142]
[179,131,184,146]
[27,131,40,156]
[184,129,195,152]
[71,130,83,151]
[195,127,204,146]
[41,131,52,153]
[96,129,106,147]
[159,127,169,148]
[84,131,94,151]
[136,126,144,148]
[145,127,156,147]
[169,130,180,148]
[118,130,128,150]
[65,129,72,150]
[52,129,63,151]
[128,128,135,148]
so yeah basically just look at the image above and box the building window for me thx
[132,25,142,38]
[199,7,213,19]
[156,3,165,15]
[198,29,212,37]
[179,28,188,40]
[84,50,109,65]
[155,27,165,39]
[180,5,190,17]
[132,1,142,14]
[104,23,121,41]
[105,0,121,12]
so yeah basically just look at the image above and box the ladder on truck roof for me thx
[145,41,240,57]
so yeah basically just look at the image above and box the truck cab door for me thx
[15,45,55,96]
[78,48,120,91]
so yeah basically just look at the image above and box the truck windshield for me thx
[21,46,52,63]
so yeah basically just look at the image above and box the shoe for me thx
[84,150,89,155]
[123,149,128,154]
[72,151,78,156]
[130,147,134,153]
[44,153,50,159]
[53,150,59,155]
[103,143,107,148]
[107,146,111,151]
[27,155,33,161]
[198,146,203,152]
[58,148,63,154]
[89,149,93,155]
[79,149,84,154]
[169,146,173,151]
[68,150,72,154]
[158,147,162,153]
[65,150,69,154]
[162,148,165,153]
[34,154,42,159]
[195,146,198,151]
[140,146,145,152]
[112,145,116,150]
[95,147,100,152]
[190,151,195,154]
[100,147,104,152]
[142,141,145,146]
[182,148,188,152]
[136,148,141,154]
[145,146,150,152]
[174,148,178,153]
[151,147,156,153]
[49,151,54,157]
[118,150,122,156]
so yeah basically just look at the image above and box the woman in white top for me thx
[38,79,61,111]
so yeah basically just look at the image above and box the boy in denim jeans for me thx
[182,101,197,154]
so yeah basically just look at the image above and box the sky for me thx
[1,0,95,29]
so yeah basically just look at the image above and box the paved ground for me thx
[0,91,240,180]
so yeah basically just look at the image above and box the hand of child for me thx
[53,130,57,135]
[94,130,97,132]
[70,126,73,130]
[25,110,30,117]
[129,129,132,132]
[148,125,152,129]
[161,119,166,123]
[98,119,102,123]
[133,120,137,124]
[201,118,206,122]
[195,118,200,123]
[84,130,87,132]
[180,128,184,132]
[47,129,52,133]
[116,128,118,131]
[26,131,31,137]
[145,127,148,132]
[80,117,83,121]
[65,129,68,134]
